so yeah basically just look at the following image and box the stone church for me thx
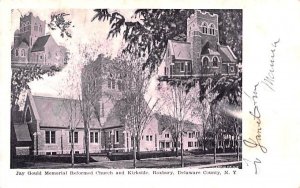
[160,10,238,79]
[11,12,68,67]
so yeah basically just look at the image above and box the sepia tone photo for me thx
[10,9,242,169]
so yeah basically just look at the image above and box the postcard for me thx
[0,0,300,188]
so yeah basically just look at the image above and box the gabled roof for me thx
[154,113,199,134]
[168,40,191,60]
[18,41,29,49]
[28,94,100,129]
[13,123,32,142]
[31,35,51,52]
[219,45,237,62]
[166,39,237,63]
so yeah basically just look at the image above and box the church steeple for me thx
[187,10,219,49]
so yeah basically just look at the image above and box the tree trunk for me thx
[180,131,184,167]
[175,137,178,157]
[71,130,75,167]
[211,104,216,164]
[236,134,240,161]
[136,136,141,160]
[133,134,136,168]
[84,125,90,164]
[222,134,225,153]
[214,134,217,164]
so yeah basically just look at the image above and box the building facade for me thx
[12,92,101,155]
[11,12,68,67]
[159,10,238,80]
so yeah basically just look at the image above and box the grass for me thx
[13,153,242,169]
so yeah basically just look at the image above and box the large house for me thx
[159,10,238,80]
[11,12,68,68]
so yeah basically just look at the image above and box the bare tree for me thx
[158,79,197,167]
[112,55,160,168]
[59,42,105,164]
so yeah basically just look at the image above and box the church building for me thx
[159,10,238,79]
[11,12,68,68]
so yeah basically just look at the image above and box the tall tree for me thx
[112,55,160,168]
[158,79,197,167]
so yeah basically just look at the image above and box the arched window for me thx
[25,107,32,123]
[15,49,19,57]
[21,49,25,57]
[201,22,208,34]
[209,23,216,35]
[213,57,218,67]
[202,57,209,67]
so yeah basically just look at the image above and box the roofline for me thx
[27,91,41,121]
[32,95,79,101]
[226,45,238,60]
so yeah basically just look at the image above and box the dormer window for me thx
[209,23,216,35]
[202,57,209,67]
[201,22,208,34]
[212,57,218,67]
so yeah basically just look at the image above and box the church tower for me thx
[18,12,46,48]
[187,10,220,75]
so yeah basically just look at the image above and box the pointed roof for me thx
[31,35,51,52]
[219,45,237,62]
[168,40,191,60]
[27,93,100,129]
[166,39,237,63]
[154,113,200,134]
[13,123,32,142]
[18,41,29,49]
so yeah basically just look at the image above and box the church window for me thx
[201,22,208,34]
[187,62,192,72]
[180,62,185,72]
[25,107,32,123]
[202,57,209,67]
[213,57,218,67]
[15,49,19,56]
[209,23,216,35]
[230,66,235,72]
[21,49,25,57]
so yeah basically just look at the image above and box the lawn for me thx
[14,153,242,169]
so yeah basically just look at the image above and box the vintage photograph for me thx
[10,9,242,169]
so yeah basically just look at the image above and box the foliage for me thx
[11,65,57,107]
[92,9,242,73]
[48,13,74,38]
